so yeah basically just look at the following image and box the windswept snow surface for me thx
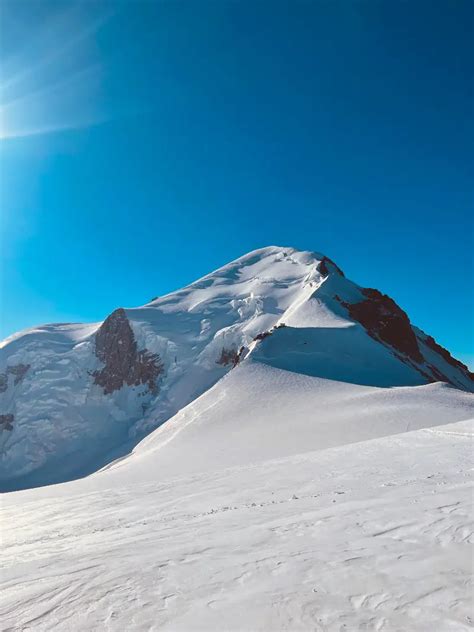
[1,420,473,631]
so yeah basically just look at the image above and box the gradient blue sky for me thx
[1,0,473,366]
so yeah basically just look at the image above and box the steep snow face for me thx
[0,246,472,489]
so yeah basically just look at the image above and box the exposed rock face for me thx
[317,256,345,278]
[0,364,30,393]
[0,365,28,436]
[422,334,474,380]
[344,288,423,364]
[93,308,163,395]
[253,331,272,342]
[0,414,14,432]
[338,290,473,389]
[216,347,245,367]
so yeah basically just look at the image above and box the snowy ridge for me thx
[1,246,473,490]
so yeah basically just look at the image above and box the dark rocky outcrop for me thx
[93,308,163,395]
[216,346,245,367]
[337,289,473,389]
[422,334,474,381]
[0,414,14,431]
[8,364,30,385]
[253,322,288,344]
[318,256,345,278]
[0,364,30,393]
[344,288,423,364]
[254,331,272,342]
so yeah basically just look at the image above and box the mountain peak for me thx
[1,246,472,490]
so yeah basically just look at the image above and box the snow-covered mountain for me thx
[2,246,474,631]
[1,246,473,490]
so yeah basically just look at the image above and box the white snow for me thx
[1,419,472,631]
[102,360,474,484]
[1,246,473,629]
[2,246,472,488]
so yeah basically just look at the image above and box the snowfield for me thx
[1,246,473,630]
[104,361,473,483]
[1,419,473,631]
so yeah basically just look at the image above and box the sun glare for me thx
[0,6,112,141]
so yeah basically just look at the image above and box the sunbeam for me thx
[0,3,114,140]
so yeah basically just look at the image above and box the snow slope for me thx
[1,246,473,630]
[100,361,473,485]
[1,246,473,489]
[1,419,473,631]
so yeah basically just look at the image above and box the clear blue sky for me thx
[1,0,472,366]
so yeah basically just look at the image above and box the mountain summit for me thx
[1,246,472,490]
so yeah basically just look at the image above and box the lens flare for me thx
[0,5,113,140]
